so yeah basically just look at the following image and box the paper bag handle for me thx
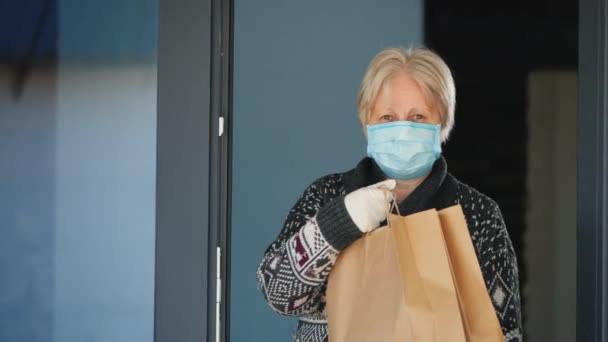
[383,189,401,229]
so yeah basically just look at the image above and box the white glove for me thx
[344,179,396,233]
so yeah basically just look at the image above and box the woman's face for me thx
[368,72,441,127]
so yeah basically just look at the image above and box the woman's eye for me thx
[412,114,425,121]
[380,115,393,121]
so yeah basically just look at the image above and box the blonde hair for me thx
[357,47,456,141]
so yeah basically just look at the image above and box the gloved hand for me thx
[344,179,396,233]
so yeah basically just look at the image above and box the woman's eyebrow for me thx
[407,107,427,115]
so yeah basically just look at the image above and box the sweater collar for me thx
[342,156,458,215]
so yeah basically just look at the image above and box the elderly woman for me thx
[256,47,523,342]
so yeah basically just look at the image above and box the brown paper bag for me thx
[326,223,411,341]
[391,209,467,342]
[326,208,466,342]
[438,206,504,341]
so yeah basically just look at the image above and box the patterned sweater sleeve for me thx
[256,175,362,316]
[477,203,524,342]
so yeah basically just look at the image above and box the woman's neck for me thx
[393,173,430,202]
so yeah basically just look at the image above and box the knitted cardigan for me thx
[257,157,523,342]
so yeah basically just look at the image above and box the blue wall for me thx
[231,1,422,340]
[0,1,157,341]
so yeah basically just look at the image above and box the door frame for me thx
[154,0,232,341]
[208,0,233,341]
[154,0,219,340]
[577,0,608,340]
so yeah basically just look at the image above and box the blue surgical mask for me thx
[366,121,442,180]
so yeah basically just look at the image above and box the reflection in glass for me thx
[0,1,158,341]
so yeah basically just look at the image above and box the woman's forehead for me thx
[375,75,435,111]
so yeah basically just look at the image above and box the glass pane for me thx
[0,1,158,341]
